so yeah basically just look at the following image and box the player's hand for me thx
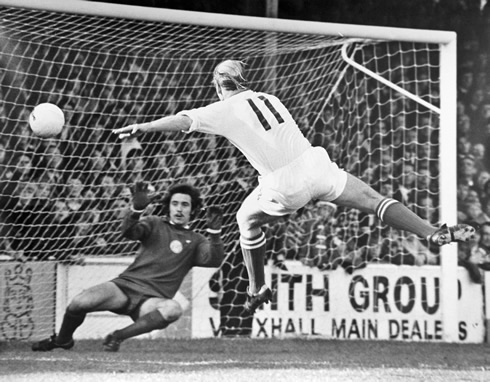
[113,124,142,139]
[132,182,159,211]
[206,206,223,232]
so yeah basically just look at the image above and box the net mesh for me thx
[0,5,442,338]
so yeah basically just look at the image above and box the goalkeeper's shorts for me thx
[256,146,347,216]
[110,278,165,320]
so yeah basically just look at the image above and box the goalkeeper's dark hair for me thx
[160,183,203,218]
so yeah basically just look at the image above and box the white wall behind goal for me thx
[51,259,486,343]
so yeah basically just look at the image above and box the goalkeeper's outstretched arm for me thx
[113,115,192,139]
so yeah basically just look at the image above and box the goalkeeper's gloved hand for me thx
[131,182,158,212]
[206,206,223,234]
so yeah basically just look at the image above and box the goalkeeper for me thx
[32,182,224,352]
[113,59,476,313]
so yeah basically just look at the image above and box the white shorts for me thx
[255,146,347,216]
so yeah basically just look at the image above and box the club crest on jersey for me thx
[170,240,183,254]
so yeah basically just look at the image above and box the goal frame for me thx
[0,0,459,342]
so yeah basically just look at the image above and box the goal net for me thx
[0,1,458,341]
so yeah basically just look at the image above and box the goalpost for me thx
[0,0,461,342]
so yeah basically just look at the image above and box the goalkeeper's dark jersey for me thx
[114,213,223,299]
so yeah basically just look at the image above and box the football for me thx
[29,103,65,138]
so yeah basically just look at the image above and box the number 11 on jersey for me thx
[246,95,284,131]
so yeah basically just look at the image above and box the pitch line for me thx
[0,355,337,367]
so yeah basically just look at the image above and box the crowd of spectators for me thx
[0,1,489,285]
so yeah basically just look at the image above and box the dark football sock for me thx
[376,198,435,238]
[57,311,86,344]
[113,310,170,341]
[240,232,267,295]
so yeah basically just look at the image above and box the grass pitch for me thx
[1,338,489,381]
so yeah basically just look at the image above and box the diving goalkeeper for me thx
[32,182,224,352]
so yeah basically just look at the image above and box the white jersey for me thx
[179,90,311,176]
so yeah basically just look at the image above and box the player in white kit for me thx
[114,60,476,313]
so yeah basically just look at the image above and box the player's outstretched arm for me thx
[112,115,192,139]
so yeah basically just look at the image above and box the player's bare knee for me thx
[157,300,182,323]
[363,191,383,214]
[336,174,383,214]
[236,208,256,236]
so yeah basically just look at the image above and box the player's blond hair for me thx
[212,60,248,91]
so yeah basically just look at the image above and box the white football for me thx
[29,103,65,138]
